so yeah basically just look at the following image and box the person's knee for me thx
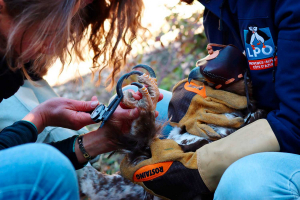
[24,143,76,181]
[30,144,79,197]
[0,143,79,199]
[26,143,72,166]
[214,153,267,199]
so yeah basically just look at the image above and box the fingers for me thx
[136,91,143,99]
[73,98,100,127]
[158,93,163,102]
[71,111,96,130]
[68,99,99,112]
[127,89,142,100]
[119,90,141,109]
[155,111,159,118]
[113,106,140,120]
[120,104,159,118]
[91,96,98,101]
[36,98,99,130]
[119,102,129,109]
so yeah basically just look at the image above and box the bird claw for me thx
[120,65,159,112]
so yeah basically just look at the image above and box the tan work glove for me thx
[197,119,280,191]
[121,119,280,199]
[120,138,211,200]
[169,79,247,140]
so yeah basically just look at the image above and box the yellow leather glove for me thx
[121,120,280,199]
[120,138,211,200]
[169,79,247,140]
[196,119,280,191]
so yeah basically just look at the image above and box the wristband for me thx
[77,135,94,161]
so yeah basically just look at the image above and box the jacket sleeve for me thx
[0,120,86,169]
[267,0,300,154]
[0,120,38,150]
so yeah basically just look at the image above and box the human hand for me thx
[105,89,163,133]
[74,100,145,161]
[82,89,163,155]
[77,105,142,158]
[75,87,164,161]
[23,97,99,133]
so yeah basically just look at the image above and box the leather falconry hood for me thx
[189,43,248,89]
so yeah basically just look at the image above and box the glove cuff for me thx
[197,119,280,191]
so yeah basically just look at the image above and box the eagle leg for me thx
[122,65,160,113]
[137,74,160,112]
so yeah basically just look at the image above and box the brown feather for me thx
[224,79,252,97]
[104,111,164,165]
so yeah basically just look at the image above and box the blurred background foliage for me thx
[123,1,207,91]
[52,0,207,174]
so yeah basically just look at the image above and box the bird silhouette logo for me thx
[246,25,270,50]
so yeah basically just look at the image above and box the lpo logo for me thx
[247,45,273,57]
[245,26,275,59]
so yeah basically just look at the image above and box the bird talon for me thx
[117,70,145,109]
[121,64,160,112]
[131,82,143,88]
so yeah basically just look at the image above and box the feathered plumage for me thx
[105,111,164,165]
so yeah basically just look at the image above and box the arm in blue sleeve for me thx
[267,0,300,154]
[0,120,38,150]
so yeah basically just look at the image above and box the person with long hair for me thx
[0,0,146,143]
[0,0,153,199]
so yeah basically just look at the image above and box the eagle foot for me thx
[122,65,159,112]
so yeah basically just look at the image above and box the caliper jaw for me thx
[90,70,143,128]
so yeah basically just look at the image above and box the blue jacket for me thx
[198,0,300,154]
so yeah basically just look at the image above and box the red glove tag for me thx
[133,161,173,182]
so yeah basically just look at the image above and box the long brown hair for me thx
[75,0,145,89]
[2,0,82,80]
[2,0,145,88]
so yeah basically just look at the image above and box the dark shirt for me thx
[0,58,24,103]
[0,120,86,169]
[0,59,42,103]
